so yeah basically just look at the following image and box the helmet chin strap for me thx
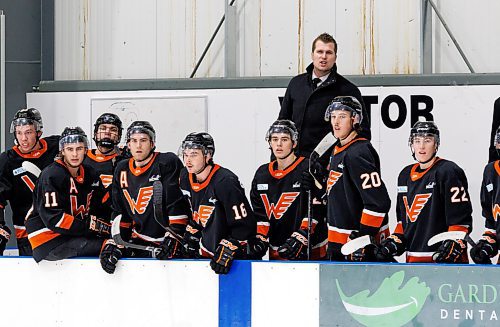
[15,131,42,153]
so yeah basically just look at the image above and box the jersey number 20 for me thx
[360,172,381,189]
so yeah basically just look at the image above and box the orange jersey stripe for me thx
[56,213,75,230]
[407,255,433,263]
[394,222,404,234]
[448,225,469,233]
[29,230,60,249]
[360,210,384,228]
[300,218,317,233]
[328,230,350,244]
[15,227,28,239]
[257,224,270,236]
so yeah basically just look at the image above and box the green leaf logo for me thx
[336,270,430,327]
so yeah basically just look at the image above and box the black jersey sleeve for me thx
[250,171,270,238]
[35,173,87,236]
[440,162,473,231]
[480,163,496,230]
[345,144,391,236]
[158,153,190,233]
[216,176,256,242]
[0,152,12,208]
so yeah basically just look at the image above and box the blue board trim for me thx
[219,260,252,327]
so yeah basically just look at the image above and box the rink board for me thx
[1,258,498,327]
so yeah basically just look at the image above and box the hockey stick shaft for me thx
[307,190,312,260]
[152,181,184,243]
[309,132,336,189]
[111,215,161,257]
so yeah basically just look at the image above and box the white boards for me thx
[90,96,207,153]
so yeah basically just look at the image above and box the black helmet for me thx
[93,113,123,147]
[265,120,299,143]
[10,108,43,133]
[324,96,363,126]
[181,132,215,156]
[59,127,90,150]
[409,121,440,146]
[126,121,156,142]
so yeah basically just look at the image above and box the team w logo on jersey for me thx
[123,186,153,215]
[70,193,93,219]
[260,192,300,220]
[402,193,432,222]
[193,205,215,226]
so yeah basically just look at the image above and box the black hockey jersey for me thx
[25,160,103,262]
[84,150,124,221]
[112,152,190,244]
[326,137,391,256]
[180,164,256,257]
[0,135,59,239]
[480,160,500,235]
[251,156,327,259]
[395,158,472,263]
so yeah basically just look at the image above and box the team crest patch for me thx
[425,182,435,189]
[397,186,407,193]
[486,183,493,192]
[292,181,301,188]
[257,184,268,191]
[13,167,26,176]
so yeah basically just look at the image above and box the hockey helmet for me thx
[10,108,43,133]
[265,120,299,143]
[181,132,215,156]
[126,121,156,143]
[59,127,90,150]
[93,113,123,147]
[409,121,440,147]
[324,96,363,126]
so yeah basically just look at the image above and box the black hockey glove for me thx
[470,233,497,264]
[210,238,241,274]
[346,231,377,262]
[375,234,406,261]
[0,224,11,255]
[157,230,184,260]
[99,239,122,274]
[278,229,308,260]
[433,239,466,263]
[304,161,328,191]
[247,234,269,259]
[300,170,316,191]
[87,215,111,237]
[182,222,202,258]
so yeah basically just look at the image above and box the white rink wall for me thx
[27,85,498,241]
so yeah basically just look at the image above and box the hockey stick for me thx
[309,132,336,190]
[341,235,372,255]
[427,231,467,246]
[152,181,184,243]
[22,161,41,178]
[464,233,492,265]
[305,132,336,260]
[111,214,161,257]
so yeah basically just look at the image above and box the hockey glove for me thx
[87,215,111,237]
[305,161,328,191]
[157,230,184,260]
[278,229,308,260]
[433,239,466,263]
[375,233,406,261]
[99,239,122,274]
[470,233,497,264]
[300,170,316,191]
[346,231,377,262]
[0,224,11,256]
[247,234,269,259]
[210,238,241,275]
[182,222,202,258]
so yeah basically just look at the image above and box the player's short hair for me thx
[312,33,337,53]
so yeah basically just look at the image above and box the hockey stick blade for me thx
[309,132,336,189]
[427,231,467,246]
[22,161,42,178]
[341,235,372,255]
[111,215,161,257]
